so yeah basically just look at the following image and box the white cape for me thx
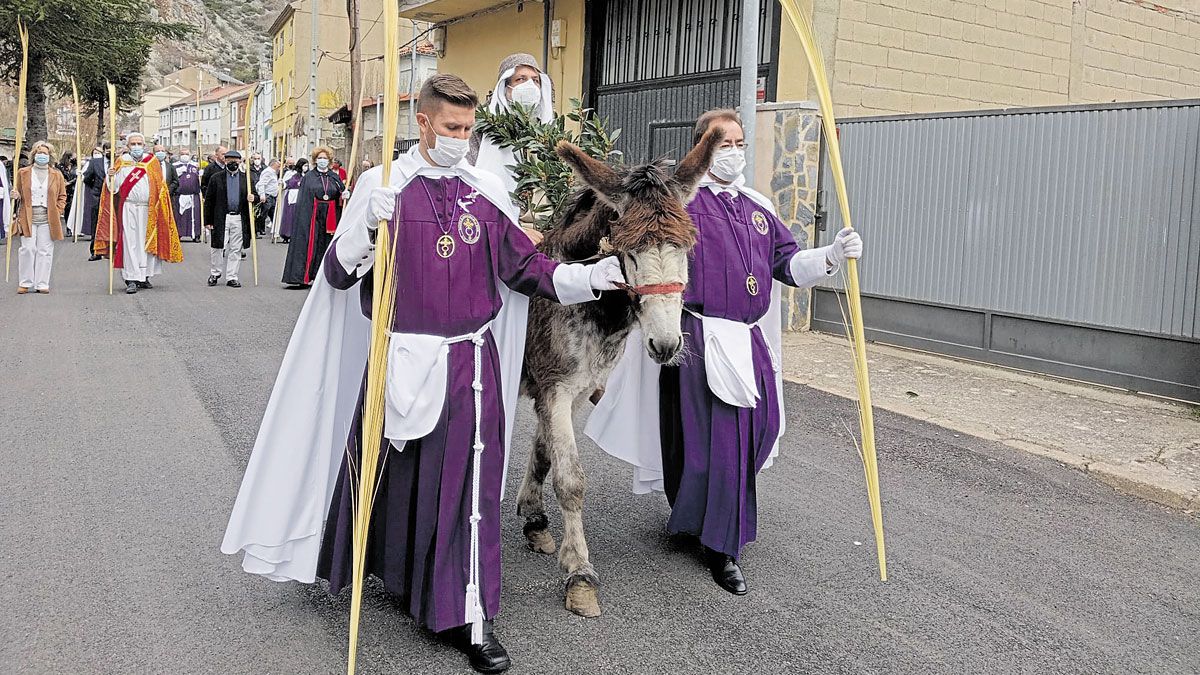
[1,162,10,236]
[221,146,528,582]
[66,160,87,235]
[584,179,787,494]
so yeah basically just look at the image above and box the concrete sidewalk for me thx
[781,331,1200,512]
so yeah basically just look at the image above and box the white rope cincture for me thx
[465,331,486,645]
[400,321,490,644]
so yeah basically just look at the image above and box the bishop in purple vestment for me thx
[660,110,863,596]
[276,158,306,241]
[173,157,202,241]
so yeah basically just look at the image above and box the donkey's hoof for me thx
[525,528,557,555]
[564,578,602,618]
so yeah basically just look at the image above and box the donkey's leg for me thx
[546,385,601,618]
[516,405,557,555]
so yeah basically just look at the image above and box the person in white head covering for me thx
[464,55,556,461]
[468,53,555,224]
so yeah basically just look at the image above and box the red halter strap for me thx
[614,281,686,296]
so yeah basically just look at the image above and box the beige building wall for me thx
[817,0,1200,117]
[139,84,191,141]
[431,0,586,117]
[269,0,398,158]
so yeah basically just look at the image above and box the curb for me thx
[787,377,1200,516]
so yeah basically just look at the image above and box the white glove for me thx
[827,227,863,265]
[367,186,399,230]
[588,256,625,291]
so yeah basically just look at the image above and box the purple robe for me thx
[173,163,202,241]
[661,187,800,558]
[278,173,302,240]
[316,174,562,632]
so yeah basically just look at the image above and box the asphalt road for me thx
[2,239,1197,675]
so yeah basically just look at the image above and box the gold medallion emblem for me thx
[436,234,456,259]
[752,211,769,235]
[746,274,759,296]
[457,213,481,245]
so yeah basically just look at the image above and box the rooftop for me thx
[199,83,256,104]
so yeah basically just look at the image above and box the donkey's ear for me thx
[671,126,725,203]
[556,141,626,211]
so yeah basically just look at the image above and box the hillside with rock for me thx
[147,0,289,87]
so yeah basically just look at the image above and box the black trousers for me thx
[256,196,275,234]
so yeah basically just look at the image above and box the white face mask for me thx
[510,79,541,108]
[93,152,104,159]
[180,154,191,163]
[709,147,746,182]
[426,131,469,167]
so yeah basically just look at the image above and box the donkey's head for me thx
[556,128,724,364]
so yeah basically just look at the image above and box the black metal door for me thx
[588,0,781,163]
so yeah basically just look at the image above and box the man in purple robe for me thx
[172,151,202,242]
[221,74,622,674]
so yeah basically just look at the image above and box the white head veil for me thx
[474,53,555,195]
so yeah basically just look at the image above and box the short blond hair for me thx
[29,140,54,157]
[311,146,333,162]
[418,74,479,114]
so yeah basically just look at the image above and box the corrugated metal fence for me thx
[814,100,1200,402]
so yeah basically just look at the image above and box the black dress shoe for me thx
[125,282,138,295]
[441,620,511,673]
[88,254,102,262]
[227,279,242,288]
[705,547,747,595]
[207,275,220,287]
[136,280,152,289]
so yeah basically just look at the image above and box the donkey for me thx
[517,128,724,617]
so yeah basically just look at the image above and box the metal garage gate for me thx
[586,0,779,163]
[812,100,1200,403]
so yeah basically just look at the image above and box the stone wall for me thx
[753,102,823,332]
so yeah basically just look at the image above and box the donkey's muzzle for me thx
[647,335,684,364]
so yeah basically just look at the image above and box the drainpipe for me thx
[739,0,759,185]
[542,0,551,70]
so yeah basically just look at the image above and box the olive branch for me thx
[474,98,621,230]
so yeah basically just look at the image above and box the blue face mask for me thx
[315,158,330,171]
[33,153,50,167]
[155,151,167,161]
[128,144,145,159]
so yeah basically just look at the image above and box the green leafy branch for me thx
[474,97,621,230]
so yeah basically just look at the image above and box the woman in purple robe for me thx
[282,150,342,287]
[661,109,863,595]
[173,153,202,242]
[276,157,306,243]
